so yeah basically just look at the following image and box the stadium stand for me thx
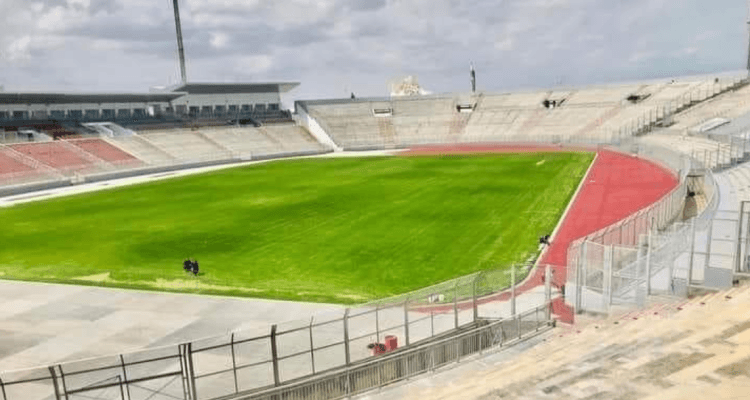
[196,124,325,158]
[639,131,732,169]
[9,142,96,173]
[138,129,233,161]
[724,161,750,204]
[385,283,750,400]
[197,126,279,157]
[103,135,177,165]
[34,123,80,140]
[82,123,116,137]
[669,83,750,132]
[67,138,141,165]
[0,146,60,186]
[389,97,457,145]
[307,101,390,149]
[302,79,728,150]
[261,124,327,153]
[0,146,36,175]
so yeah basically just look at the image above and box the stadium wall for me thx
[294,103,341,150]
[0,178,73,197]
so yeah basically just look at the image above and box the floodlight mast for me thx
[470,62,476,93]
[747,0,750,75]
[172,0,188,84]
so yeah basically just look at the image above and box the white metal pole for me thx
[544,265,551,320]
[511,264,516,316]
[646,220,653,296]
[688,218,697,295]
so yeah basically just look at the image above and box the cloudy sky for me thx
[0,0,747,108]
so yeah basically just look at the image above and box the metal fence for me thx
[241,303,553,400]
[0,264,552,400]
[566,151,724,314]
[694,130,750,170]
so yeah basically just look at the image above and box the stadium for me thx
[1,1,750,400]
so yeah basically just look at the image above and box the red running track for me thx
[400,144,678,321]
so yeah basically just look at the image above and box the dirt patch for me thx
[715,356,750,378]
[74,272,111,282]
[337,293,369,301]
[150,278,263,293]
[636,352,714,382]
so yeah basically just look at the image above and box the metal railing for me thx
[0,264,553,400]
[566,149,724,314]
[240,303,553,400]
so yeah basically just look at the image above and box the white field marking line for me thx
[0,150,399,207]
[534,152,597,266]
[512,151,599,290]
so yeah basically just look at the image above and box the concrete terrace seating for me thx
[524,105,613,138]
[563,84,645,105]
[9,142,96,173]
[308,101,390,149]
[593,81,716,136]
[640,133,732,169]
[670,83,750,132]
[724,162,750,204]
[462,85,676,142]
[464,91,548,139]
[387,283,750,400]
[0,147,35,175]
[389,98,457,145]
[199,126,284,158]
[261,125,326,153]
[0,146,55,185]
[104,135,176,165]
[138,130,232,161]
[67,138,140,166]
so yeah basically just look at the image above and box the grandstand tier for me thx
[0,147,36,175]
[67,138,140,164]
[9,142,95,171]
[301,78,726,149]
[380,283,750,400]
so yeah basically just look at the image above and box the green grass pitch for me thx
[0,152,593,304]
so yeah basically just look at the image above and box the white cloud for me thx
[209,32,230,49]
[628,51,656,64]
[4,36,32,61]
[0,0,745,103]
[494,38,514,52]
[234,55,274,75]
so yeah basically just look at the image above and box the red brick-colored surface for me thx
[68,138,140,164]
[400,144,678,323]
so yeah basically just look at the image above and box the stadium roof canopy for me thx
[166,82,300,94]
[0,82,300,105]
[0,92,185,105]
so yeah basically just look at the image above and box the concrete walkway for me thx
[0,280,344,372]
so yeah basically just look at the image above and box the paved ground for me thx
[0,279,345,372]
